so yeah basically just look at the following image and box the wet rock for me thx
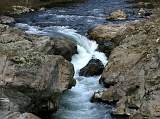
[107,10,127,20]
[0,16,15,24]
[79,59,104,77]
[0,24,75,117]
[91,90,104,102]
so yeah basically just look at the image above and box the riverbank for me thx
[91,7,160,119]
[0,0,84,15]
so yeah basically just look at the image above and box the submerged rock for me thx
[107,10,127,20]
[79,59,104,77]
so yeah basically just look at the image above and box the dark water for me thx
[16,0,154,35]
[15,0,155,119]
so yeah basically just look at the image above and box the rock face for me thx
[79,59,104,77]
[95,12,160,118]
[0,24,76,117]
[106,10,127,20]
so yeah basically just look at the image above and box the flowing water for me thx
[15,0,154,119]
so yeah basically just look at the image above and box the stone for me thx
[79,59,104,77]
[107,10,127,20]
[0,16,15,24]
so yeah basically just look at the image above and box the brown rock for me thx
[107,10,127,20]
[95,10,160,118]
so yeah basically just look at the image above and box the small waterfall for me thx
[15,23,111,119]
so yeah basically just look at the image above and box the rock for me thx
[79,59,104,77]
[91,87,123,105]
[0,24,76,117]
[91,90,104,102]
[12,6,34,15]
[88,23,135,56]
[39,7,46,11]
[138,8,152,18]
[0,111,41,119]
[41,37,77,61]
[0,16,15,24]
[0,0,84,15]
[97,10,160,118]
[88,24,127,42]
[0,112,41,119]
[107,10,127,20]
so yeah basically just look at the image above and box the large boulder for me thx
[79,59,104,77]
[0,24,76,117]
[88,23,135,56]
[95,12,160,118]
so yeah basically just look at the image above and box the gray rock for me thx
[0,24,76,117]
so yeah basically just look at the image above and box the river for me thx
[14,0,153,119]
